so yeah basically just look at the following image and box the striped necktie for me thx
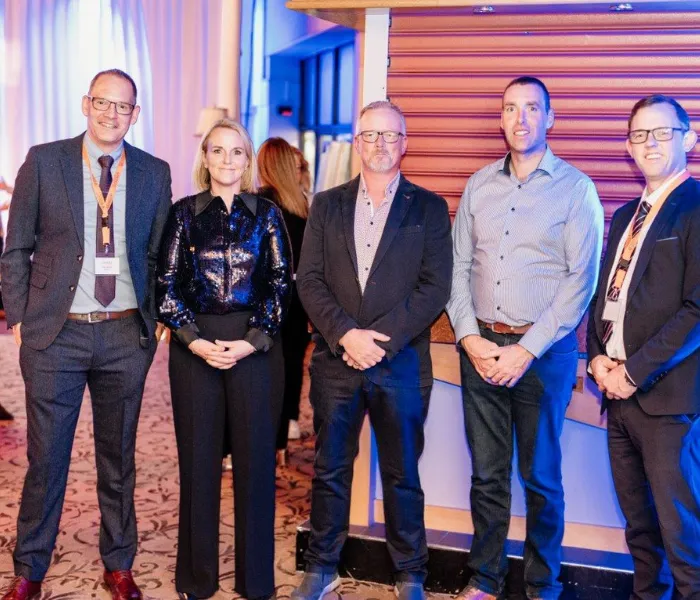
[601,199,651,344]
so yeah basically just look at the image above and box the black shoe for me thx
[0,404,13,421]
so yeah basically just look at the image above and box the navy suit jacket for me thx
[587,177,700,415]
[1,133,172,350]
[296,175,452,387]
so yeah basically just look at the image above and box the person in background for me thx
[258,137,310,461]
[292,146,313,205]
[0,176,13,421]
[157,118,291,600]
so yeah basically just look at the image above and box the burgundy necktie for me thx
[95,155,116,307]
[601,200,651,344]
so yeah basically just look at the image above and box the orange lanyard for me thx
[612,170,689,290]
[81,145,126,248]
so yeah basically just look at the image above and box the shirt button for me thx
[365,267,369,271]
[500,255,504,260]
[497,281,501,285]
[511,207,515,212]
[367,243,371,247]
[370,222,374,225]
[367,202,370,206]
[517,184,522,189]
[505,231,509,235]
[497,305,501,311]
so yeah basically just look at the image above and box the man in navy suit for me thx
[292,100,452,600]
[0,69,171,600]
[587,95,700,599]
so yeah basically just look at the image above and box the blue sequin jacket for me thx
[156,190,292,351]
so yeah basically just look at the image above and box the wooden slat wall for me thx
[387,9,700,233]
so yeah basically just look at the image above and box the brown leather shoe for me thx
[455,586,498,600]
[1,576,41,600]
[103,570,142,600]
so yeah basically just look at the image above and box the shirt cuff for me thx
[453,316,481,345]
[518,327,551,359]
[623,365,638,388]
[244,327,274,352]
[175,322,201,347]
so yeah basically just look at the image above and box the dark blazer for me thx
[0,133,172,350]
[587,177,700,415]
[296,174,452,387]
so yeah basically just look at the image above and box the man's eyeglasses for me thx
[357,130,404,144]
[627,127,687,144]
[87,96,135,116]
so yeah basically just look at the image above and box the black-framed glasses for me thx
[357,130,404,143]
[627,127,687,144]
[87,95,135,115]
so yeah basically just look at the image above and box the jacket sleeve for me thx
[296,191,359,354]
[0,147,40,327]
[245,203,293,352]
[368,193,453,360]
[146,163,173,324]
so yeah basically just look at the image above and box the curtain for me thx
[0,0,224,201]
[140,0,222,200]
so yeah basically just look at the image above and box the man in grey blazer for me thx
[0,69,171,600]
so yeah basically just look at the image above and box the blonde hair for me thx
[193,118,258,193]
[258,138,309,219]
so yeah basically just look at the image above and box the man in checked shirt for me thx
[446,76,604,600]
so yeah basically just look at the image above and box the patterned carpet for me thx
[0,334,400,600]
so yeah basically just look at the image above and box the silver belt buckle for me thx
[87,312,100,323]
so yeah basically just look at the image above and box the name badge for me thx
[95,257,120,276]
[602,301,621,322]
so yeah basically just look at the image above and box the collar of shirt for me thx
[84,133,123,164]
[641,168,687,206]
[195,190,258,217]
[359,170,401,207]
[499,145,556,180]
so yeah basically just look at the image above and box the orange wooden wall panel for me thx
[386,8,700,230]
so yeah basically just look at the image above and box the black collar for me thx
[194,190,258,216]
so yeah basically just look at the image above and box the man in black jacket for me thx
[587,95,700,599]
[292,100,452,600]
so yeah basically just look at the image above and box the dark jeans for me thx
[170,312,283,599]
[14,315,156,581]
[460,327,577,599]
[607,398,700,600]
[305,373,431,582]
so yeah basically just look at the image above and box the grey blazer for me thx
[0,133,172,350]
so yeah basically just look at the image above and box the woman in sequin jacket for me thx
[156,118,291,600]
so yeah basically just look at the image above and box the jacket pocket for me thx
[29,271,47,289]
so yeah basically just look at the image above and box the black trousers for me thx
[170,312,283,599]
[14,315,156,581]
[607,397,700,600]
[304,372,431,581]
[276,284,310,449]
